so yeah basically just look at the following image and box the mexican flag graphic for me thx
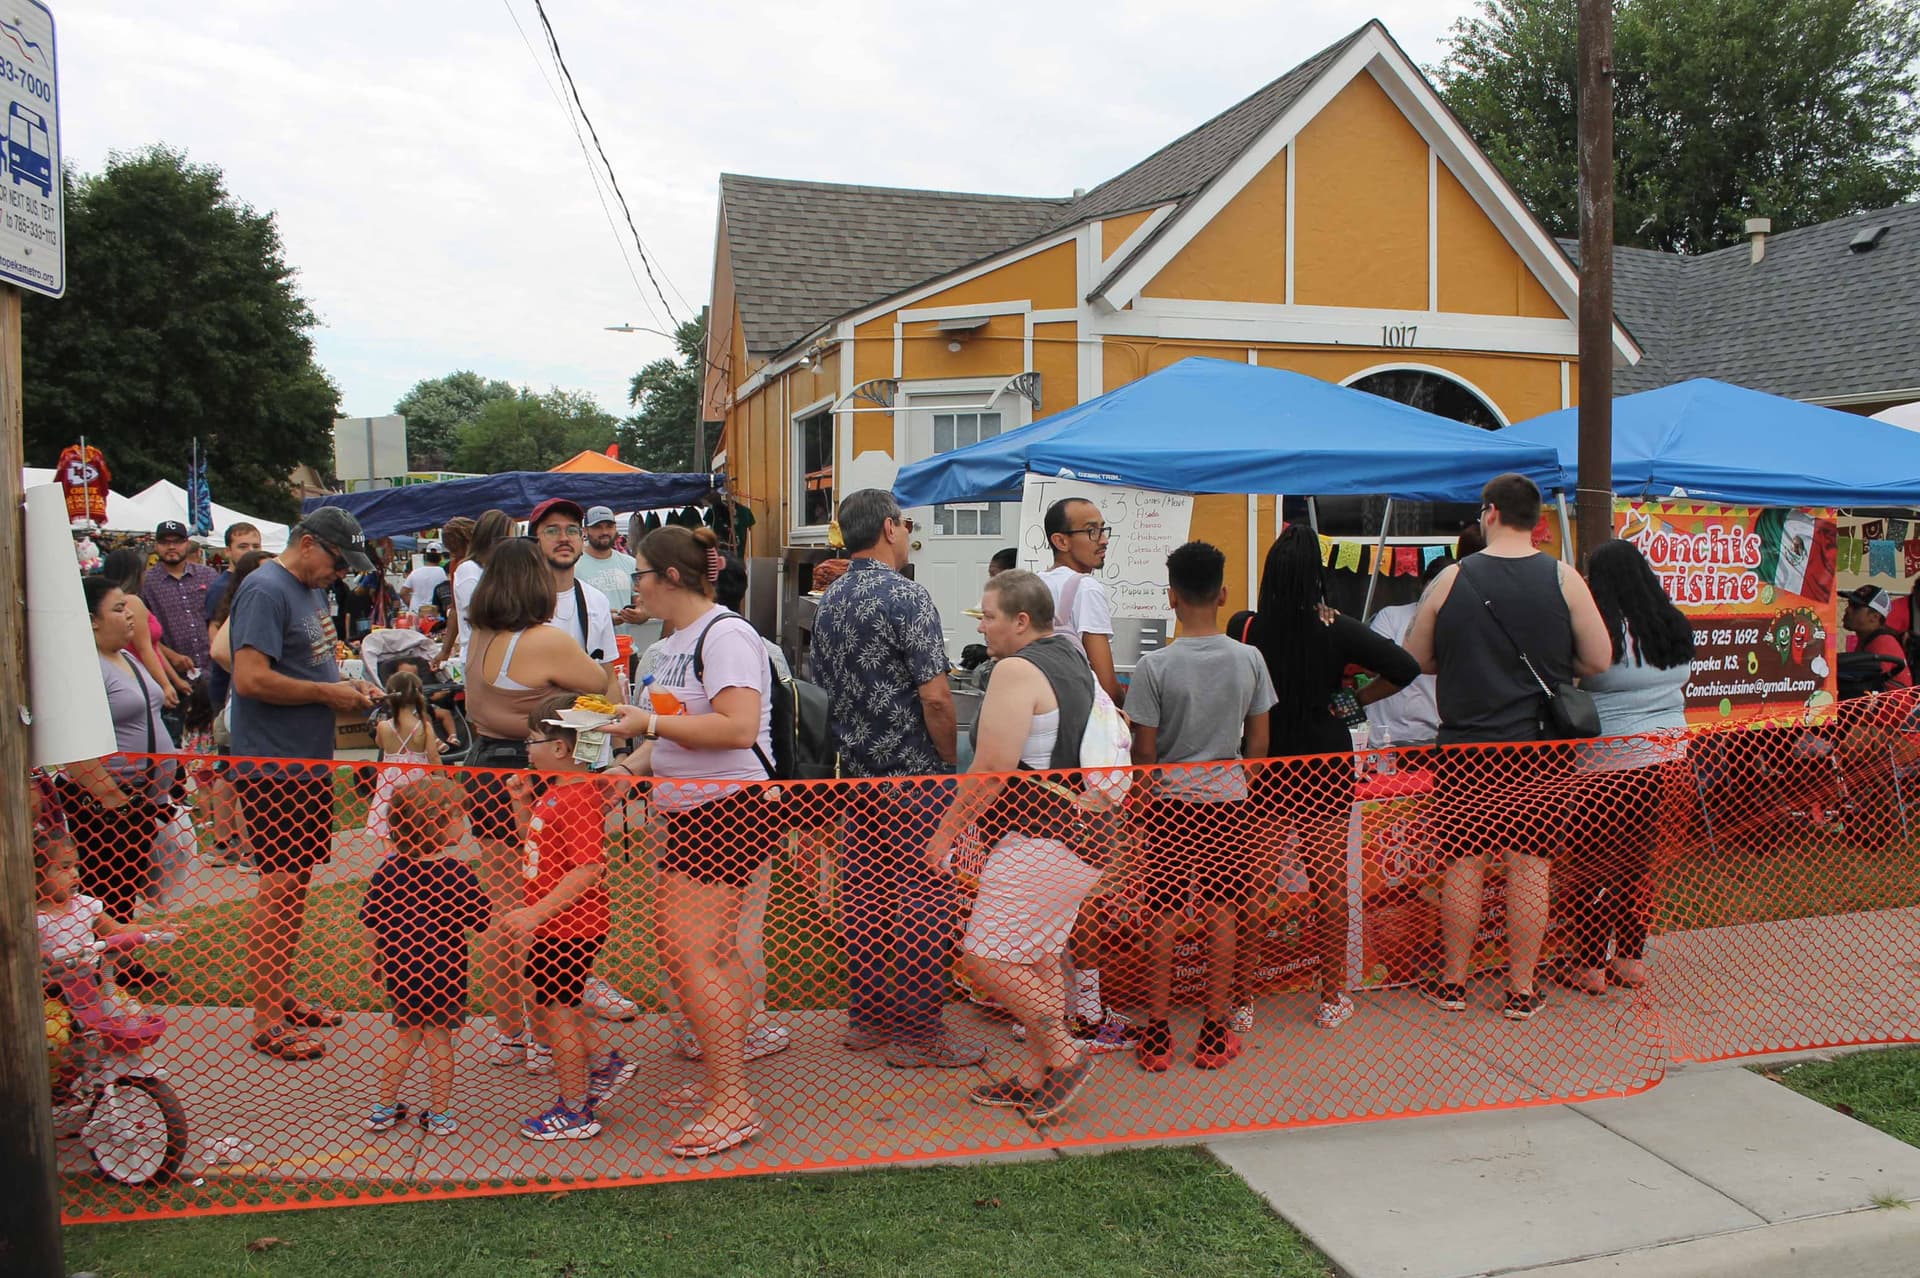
[1754,508,1837,604]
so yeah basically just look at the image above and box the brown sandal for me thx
[252,1025,326,1060]
[283,999,344,1028]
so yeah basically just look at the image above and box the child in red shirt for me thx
[500,697,628,1141]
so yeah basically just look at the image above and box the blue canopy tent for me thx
[302,471,721,539]
[892,358,1566,506]
[1505,379,1920,507]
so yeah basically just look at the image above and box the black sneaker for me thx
[969,1077,1037,1108]
[1503,989,1548,1021]
[1417,980,1467,1012]
[1027,1051,1094,1123]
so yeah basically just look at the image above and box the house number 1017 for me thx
[1381,324,1419,347]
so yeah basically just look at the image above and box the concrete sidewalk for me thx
[1209,1056,1920,1278]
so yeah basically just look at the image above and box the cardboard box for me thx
[335,708,377,753]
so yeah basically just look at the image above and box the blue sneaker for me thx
[520,1097,601,1141]
[588,1050,636,1103]
[366,1103,407,1132]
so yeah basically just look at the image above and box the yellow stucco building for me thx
[700,20,1640,630]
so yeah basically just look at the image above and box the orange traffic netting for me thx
[37,690,1920,1223]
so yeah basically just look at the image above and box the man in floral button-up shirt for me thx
[811,488,982,1070]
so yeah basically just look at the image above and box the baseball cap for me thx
[528,497,586,529]
[1846,584,1893,617]
[425,539,446,554]
[154,520,190,541]
[584,505,617,527]
[292,507,376,573]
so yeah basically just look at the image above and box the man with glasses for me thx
[227,507,383,1060]
[530,498,621,700]
[811,489,981,1068]
[527,497,636,1022]
[1037,496,1132,1050]
[1039,498,1125,709]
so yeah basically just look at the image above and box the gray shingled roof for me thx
[1564,203,1920,402]
[720,176,1071,357]
[717,25,1374,360]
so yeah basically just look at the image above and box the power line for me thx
[500,0,665,332]
[530,0,685,329]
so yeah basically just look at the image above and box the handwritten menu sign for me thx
[1016,476,1195,620]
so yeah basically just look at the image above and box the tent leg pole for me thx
[1557,492,1576,565]
[1361,498,1392,622]
[1307,497,1319,534]
[1247,494,1261,610]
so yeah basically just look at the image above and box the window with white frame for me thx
[794,409,834,528]
[930,410,1005,535]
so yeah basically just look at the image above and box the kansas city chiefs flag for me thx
[1754,508,1838,604]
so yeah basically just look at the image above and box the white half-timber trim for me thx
[1088,24,1642,365]
[1093,296,1579,359]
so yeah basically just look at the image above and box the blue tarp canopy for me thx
[891,358,1566,506]
[1506,379,1920,507]
[302,471,720,539]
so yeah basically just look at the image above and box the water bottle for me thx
[1349,722,1371,779]
[1375,726,1396,776]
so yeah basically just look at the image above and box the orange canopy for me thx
[549,450,645,474]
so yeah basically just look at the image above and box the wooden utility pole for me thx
[1576,0,1616,561]
[0,283,64,1275]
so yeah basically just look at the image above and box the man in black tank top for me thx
[1403,474,1612,1021]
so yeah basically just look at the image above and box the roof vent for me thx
[1851,224,1891,253]
[1745,217,1771,264]
[1072,187,1086,199]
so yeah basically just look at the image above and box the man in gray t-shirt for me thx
[1125,542,1276,1067]
[227,507,382,1063]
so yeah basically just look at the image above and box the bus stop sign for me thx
[0,1,60,298]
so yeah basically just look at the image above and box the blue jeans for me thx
[843,776,958,1046]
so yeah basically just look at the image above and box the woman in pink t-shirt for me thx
[606,524,773,1159]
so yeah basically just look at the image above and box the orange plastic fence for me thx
[37,690,1920,1223]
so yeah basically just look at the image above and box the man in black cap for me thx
[1844,584,1912,688]
[142,519,220,731]
[227,506,383,1061]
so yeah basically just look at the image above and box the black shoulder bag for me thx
[1457,560,1600,739]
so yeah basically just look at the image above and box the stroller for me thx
[1837,649,1908,700]
[45,930,189,1185]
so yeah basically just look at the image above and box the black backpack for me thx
[692,616,836,780]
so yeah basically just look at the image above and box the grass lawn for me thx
[1767,1046,1920,1149]
[63,1147,1332,1278]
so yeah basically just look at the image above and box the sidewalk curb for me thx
[1493,1204,1920,1278]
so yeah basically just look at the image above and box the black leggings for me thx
[1561,764,1663,968]
[59,780,162,920]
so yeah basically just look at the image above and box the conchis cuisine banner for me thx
[1616,500,1838,723]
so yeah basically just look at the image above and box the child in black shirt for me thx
[359,776,490,1135]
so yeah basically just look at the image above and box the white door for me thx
[899,391,1020,655]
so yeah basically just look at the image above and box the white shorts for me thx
[961,833,1102,965]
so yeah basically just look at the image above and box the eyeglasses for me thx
[632,568,663,583]
[527,736,560,747]
[1071,524,1114,541]
[537,524,584,540]
[889,515,916,534]
[316,540,350,574]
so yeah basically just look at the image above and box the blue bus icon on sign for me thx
[7,102,51,197]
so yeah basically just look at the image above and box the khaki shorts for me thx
[961,834,1102,965]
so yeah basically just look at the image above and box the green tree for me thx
[393,370,517,470]
[23,145,340,520]
[619,315,707,472]
[449,387,619,473]
[1434,0,1920,252]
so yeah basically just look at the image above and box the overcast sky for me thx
[61,0,1479,432]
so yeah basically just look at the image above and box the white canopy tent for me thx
[1871,402,1920,432]
[22,468,175,532]
[130,479,290,552]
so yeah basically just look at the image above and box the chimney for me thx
[1745,217,1772,264]
[1072,187,1087,198]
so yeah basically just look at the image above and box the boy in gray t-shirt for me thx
[1126,541,1274,1073]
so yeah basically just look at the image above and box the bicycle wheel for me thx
[84,1075,189,1185]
